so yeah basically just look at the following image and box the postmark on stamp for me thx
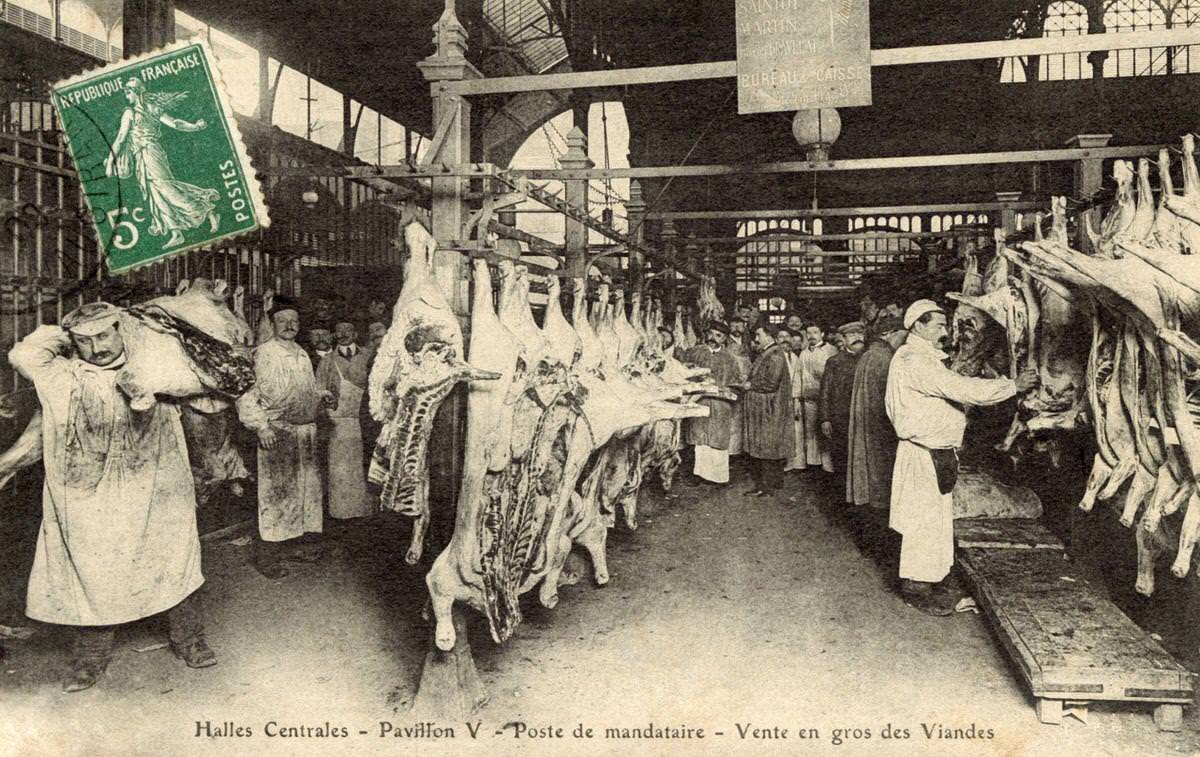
[52,39,269,275]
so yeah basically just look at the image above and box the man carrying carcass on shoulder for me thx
[886,300,1037,616]
[239,295,335,579]
[681,321,741,484]
[743,324,794,497]
[8,302,214,692]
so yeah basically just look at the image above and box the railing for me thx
[1,3,120,62]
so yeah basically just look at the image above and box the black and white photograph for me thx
[1,1,1199,755]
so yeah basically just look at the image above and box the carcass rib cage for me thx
[999,136,1200,593]
[425,262,719,652]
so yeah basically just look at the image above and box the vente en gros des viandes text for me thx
[193,719,997,745]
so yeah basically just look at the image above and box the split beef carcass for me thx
[368,221,500,564]
[697,274,725,330]
[425,266,708,651]
[1005,142,1200,586]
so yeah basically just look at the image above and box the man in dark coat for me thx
[744,324,794,496]
[681,321,741,484]
[819,321,867,477]
[847,315,906,509]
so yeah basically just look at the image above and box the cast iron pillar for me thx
[560,126,593,279]
[1067,134,1112,254]
[123,0,175,57]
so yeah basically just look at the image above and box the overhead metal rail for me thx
[263,144,1164,183]
[439,28,1200,96]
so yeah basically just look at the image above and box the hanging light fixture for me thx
[792,108,842,162]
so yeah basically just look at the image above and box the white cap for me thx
[903,299,943,330]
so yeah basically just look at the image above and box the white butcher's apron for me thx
[693,444,729,483]
[889,440,955,583]
[327,363,371,519]
[258,422,324,542]
[11,334,203,626]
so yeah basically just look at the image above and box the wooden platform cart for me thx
[955,518,1197,732]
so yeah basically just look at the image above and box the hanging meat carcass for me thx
[1004,140,1200,589]
[697,274,725,331]
[425,264,709,651]
[368,221,500,564]
[3,279,259,491]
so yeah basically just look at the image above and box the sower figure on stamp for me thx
[8,303,214,693]
[105,78,220,250]
[239,296,334,578]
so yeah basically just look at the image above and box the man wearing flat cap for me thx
[9,302,213,692]
[885,299,1037,615]
[818,321,867,480]
[681,321,741,484]
[238,295,334,578]
[847,314,907,514]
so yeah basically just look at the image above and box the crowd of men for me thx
[677,295,1036,618]
[5,285,1036,693]
[6,291,394,692]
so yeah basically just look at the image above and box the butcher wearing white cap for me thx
[884,299,1037,615]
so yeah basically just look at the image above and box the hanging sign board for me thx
[735,0,873,114]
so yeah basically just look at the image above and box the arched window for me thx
[1001,1,1089,82]
[1002,1,1200,81]
[1105,0,1171,76]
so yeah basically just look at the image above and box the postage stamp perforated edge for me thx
[50,37,272,277]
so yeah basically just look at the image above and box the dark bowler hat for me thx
[268,294,301,317]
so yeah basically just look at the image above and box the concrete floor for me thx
[1,463,1197,757]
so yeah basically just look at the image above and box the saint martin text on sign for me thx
[735,0,873,114]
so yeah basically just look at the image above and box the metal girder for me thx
[263,144,1160,182]
[442,28,1200,96]
[675,230,988,245]
[650,201,1044,220]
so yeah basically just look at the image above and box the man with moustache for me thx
[724,316,752,457]
[681,321,741,484]
[9,302,213,691]
[317,320,373,523]
[240,295,335,578]
[788,322,838,475]
[819,321,867,479]
[743,325,794,497]
[886,300,1037,615]
[305,326,334,370]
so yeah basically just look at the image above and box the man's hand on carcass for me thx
[1015,367,1039,393]
[821,421,833,438]
[257,426,277,450]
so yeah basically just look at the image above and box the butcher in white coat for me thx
[787,322,837,473]
[240,296,334,578]
[885,300,1036,616]
[8,302,214,692]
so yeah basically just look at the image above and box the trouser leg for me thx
[72,625,116,665]
[762,459,783,492]
[167,590,205,647]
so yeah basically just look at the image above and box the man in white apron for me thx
[885,300,1036,615]
[9,303,212,692]
[240,296,333,578]
[788,322,837,473]
[317,320,373,522]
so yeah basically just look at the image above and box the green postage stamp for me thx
[52,39,269,274]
